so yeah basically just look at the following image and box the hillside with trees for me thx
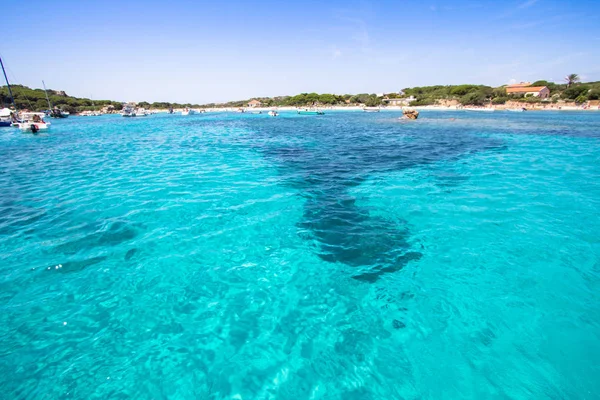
[3,74,598,112]
[0,85,203,113]
[203,76,600,108]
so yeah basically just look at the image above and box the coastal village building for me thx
[383,96,415,106]
[248,99,262,108]
[506,86,550,99]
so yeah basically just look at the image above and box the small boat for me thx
[48,109,69,118]
[506,108,526,112]
[251,111,262,114]
[297,108,324,115]
[168,107,174,114]
[42,81,69,118]
[181,107,196,116]
[363,107,380,112]
[237,108,246,113]
[268,110,278,117]
[121,104,136,117]
[16,112,51,133]
[136,108,149,117]
[1,57,20,127]
[0,108,14,127]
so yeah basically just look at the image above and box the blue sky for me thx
[3,0,599,103]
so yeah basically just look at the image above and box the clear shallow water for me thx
[0,111,599,399]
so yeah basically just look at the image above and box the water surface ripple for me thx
[0,111,599,399]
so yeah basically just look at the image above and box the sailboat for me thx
[0,56,18,127]
[43,81,69,118]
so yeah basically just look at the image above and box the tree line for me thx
[203,75,599,108]
[0,85,204,113]
[3,74,598,112]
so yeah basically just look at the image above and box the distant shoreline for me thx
[141,105,599,114]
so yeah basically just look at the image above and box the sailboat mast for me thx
[42,80,52,110]
[0,56,16,110]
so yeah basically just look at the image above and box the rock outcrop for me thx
[402,109,419,120]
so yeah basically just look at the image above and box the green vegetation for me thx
[200,93,380,108]
[3,73,599,113]
[0,85,123,113]
[565,73,580,88]
[400,76,600,106]
[195,78,600,108]
[0,85,203,113]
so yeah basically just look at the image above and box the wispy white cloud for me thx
[495,0,540,19]
[332,48,342,59]
[518,0,539,9]
[507,12,580,31]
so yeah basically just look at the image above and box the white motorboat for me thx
[136,108,149,117]
[363,107,380,112]
[181,108,196,116]
[16,112,51,133]
[268,110,278,117]
[297,108,324,115]
[121,104,136,117]
[506,108,526,112]
[0,108,14,127]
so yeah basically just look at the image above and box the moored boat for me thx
[0,108,14,127]
[16,112,50,133]
[1,56,21,128]
[121,104,136,117]
[42,81,69,118]
[268,110,278,117]
[49,108,69,118]
[181,107,196,116]
[363,107,380,112]
[297,108,324,115]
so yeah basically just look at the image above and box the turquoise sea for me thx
[1,110,599,399]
